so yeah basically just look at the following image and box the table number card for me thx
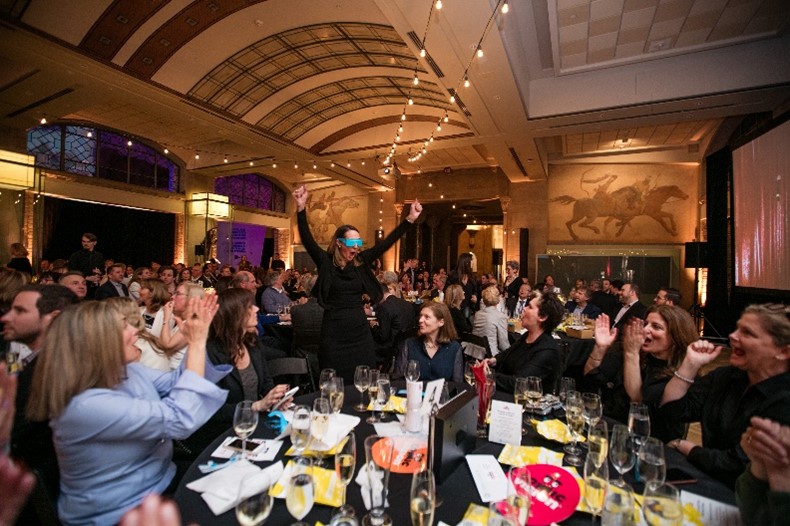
[488,399,523,445]
[421,379,445,414]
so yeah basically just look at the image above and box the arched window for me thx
[214,173,286,213]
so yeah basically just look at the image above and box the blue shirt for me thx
[401,337,463,383]
[52,362,230,526]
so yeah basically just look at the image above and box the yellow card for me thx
[366,395,407,414]
[270,461,344,508]
[461,502,489,525]
[497,444,565,467]
[285,436,349,457]
[532,419,586,444]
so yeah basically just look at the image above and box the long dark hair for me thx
[453,253,473,282]
[210,288,257,365]
[327,224,363,268]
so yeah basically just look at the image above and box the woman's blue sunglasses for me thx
[339,238,364,247]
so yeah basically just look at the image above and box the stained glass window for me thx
[214,173,286,213]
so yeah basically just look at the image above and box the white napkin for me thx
[186,459,283,515]
[310,413,361,451]
[354,462,389,510]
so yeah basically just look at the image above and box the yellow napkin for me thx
[270,461,344,508]
[460,502,489,525]
[497,444,565,467]
[532,419,586,444]
[366,395,407,414]
[284,435,350,457]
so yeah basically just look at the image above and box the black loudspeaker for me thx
[519,228,530,278]
[491,249,503,266]
[194,244,205,256]
[684,242,708,268]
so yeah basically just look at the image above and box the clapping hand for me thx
[177,294,219,345]
[741,417,790,491]
[119,494,187,526]
[593,313,617,349]
[622,317,645,357]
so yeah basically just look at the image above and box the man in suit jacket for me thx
[566,286,603,319]
[611,282,648,332]
[506,282,532,318]
[95,263,129,299]
[371,280,416,368]
[290,275,324,381]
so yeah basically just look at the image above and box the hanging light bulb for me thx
[464,75,470,88]
[408,97,414,105]
[294,163,298,169]
[330,161,335,167]
[127,140,133,147]
[86,131,93,138]
[194,153,199,159]
[420,48,426,58]
[164,148,169,154]
[361,160,365,165]
[249,161,254,166]
[428,181,433,187]
[429,136,434,142]
[501,0,509,14]
[396,135,400,142]
[40,116,47,124]
[477,45,484,58]
[443,114,449,122]
[413,74,419,86]
[452,203,456,209]
[273,163,277,168]
[223,157,228,163]
[398,125,403,133]
[401,111,406,121]
[436,0,442,9]
[440,194,444,199]
[449,94,456,103]
[313,163,317,169]
[347,161,351,167]
[437,123,442,131]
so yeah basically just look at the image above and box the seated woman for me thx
[139,278,170,335]
[394,302,462,383]
[486,291,564,393]
[444,283,471,333]
[472,286,510,357]
[184,288,292,454]
[582,305,697,441]
[105,296,171,372]
[27,296,230,526]
[660,304,790,488]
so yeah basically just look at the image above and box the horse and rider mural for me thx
[548,165,696,243]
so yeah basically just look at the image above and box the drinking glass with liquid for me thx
[628,402,651,449]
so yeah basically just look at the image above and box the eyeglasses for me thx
[339,238,364,248]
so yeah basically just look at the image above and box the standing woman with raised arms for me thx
[293,185,422,382]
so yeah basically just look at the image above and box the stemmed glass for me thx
[609,424,636,483]
[587,420,609,469]
[290,405,312,455]
[233,401,259,460]
[581,392,602,432]
[628,402,651,450]
[320,368,336,398]
[410,469,436,526]
[354,365,371,412]
[563,391,585,466]
[558,377,575,411]
[329,377,345,415]
[583,452,608,525]
[367,370,380,413]
[507,466,531,526]
[235,471,274,526]
[334,432,356,510]
[601,480,634,526]
[513,377,529,436]
[311,398,331,466]
[363,435,394,526]
[286,456,315,523]
[642,481,682,526]
[405,360,421,383]
[369,374,391,424]
[525,377,542,411]
[487,501,519,526]
[637,437,666,485]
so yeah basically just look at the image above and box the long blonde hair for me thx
[28,301,126,420]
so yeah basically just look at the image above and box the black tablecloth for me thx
[174,384,735,525]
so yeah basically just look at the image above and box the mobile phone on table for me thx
[226,438,259,453]
[272,386,299,411]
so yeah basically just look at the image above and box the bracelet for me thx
[406,217,414,224]
[673,370,695,384]
[588,354,604,362]
[670,439,682,449]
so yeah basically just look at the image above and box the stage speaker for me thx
[491,249,503,266]
[684,242,708,268]
[194,244,205,256]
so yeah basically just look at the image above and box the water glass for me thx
[628,403,651,449]
[353,365,371,412]
[335,432,356,507]
[235,471,274,526]
[581,392,602,429]
[410,469,436,526]
[609,424,636,483]
[406,360,421,383]
[233,400,259,459]
[525,376,542,410]
[587,420,609,469]
[363,435,394,526]
[320,368,336,398]
[329,377,345,414]
[583,453,609,524]
[558,377,575,410]
[637,437,666,484]
[563,391,585,466]
[290,404,312,455]
[601,479,635,526]
[642,482,682,526]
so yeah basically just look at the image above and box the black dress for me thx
[7,257,32,275]
[493,331,561,394]
[297,210,414,383]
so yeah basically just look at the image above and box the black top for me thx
[446,273,478,312]
[371,295,417,360]
[449,306,471,333]
[590,291,619,318]
[6,257,32,275]
[67,248,104,279]
[395,337,463,383]
[611,301,648,333]
[504,277,521,301]
[494,331,560,394]
[661,367,790,488]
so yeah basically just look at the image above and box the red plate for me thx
[519,464,581,526]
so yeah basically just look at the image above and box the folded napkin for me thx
[270,459,344,507]
[354,462,389,510]
[458,503,489,525]
[366,395,407,414]
[497,444,564,467]
[186,459,283,515]
[284,413,360,455]
[532,419,586,444]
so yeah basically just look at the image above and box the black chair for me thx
[267,356,315,393]
[459,332,491,361]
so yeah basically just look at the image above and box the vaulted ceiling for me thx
[1,0,788,193]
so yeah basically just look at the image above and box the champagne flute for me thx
[329,377,345,414]
[376,374,391,423]
[642,481,682,526]
[335,432,356,510]
[353,365,371,412]
[320,368,336,398]
[601,479,634,526]
[487,500,519,526]
[583,452,609,525]
[367,370,380,413]
[311,397,331,467]
[406,360,421,383]
[507,466,531,526]
[609,424,636,483]
[581,392,602,432]
[587,419,609,469]
[287,456,315,522]
[410,469,436,526]
[637,437,666,484]
[628,402,651,450]
[363,435,394,526]
[558,377,575,411]
[563,391,585,466]
[233,400,259,460]
[235,471,274,526]
[525,376,542,411]
[513,377,529,436]
[290,404,312,455]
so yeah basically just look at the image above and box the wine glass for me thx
[563,391,584,467]
[642,481,682,526]
[637,437,666,485]
[363,435,394,526]
[525,376,542,411]
[487,500,519,526]
[320,368,336,398]
[587,420,609,469]
[329,377,345,415]
[583,452,609,525]
[410,469,436,526]
[609,424,636,483]
[558,377,575,410]
[367,369,380,413]
[377,374,392,423]
[353,365,371,412]
[513,377,529,436]
[601,479,634,526]
[581,392,602,431]
[235,471,274,526]
[290,404,312,455]
[233,400,259,459]
[286,456,314,522]
[405,360,421,383]
[507,466,531,526]
[334,432,356,509]
[311,397,331,466]
[628,402,651,450]
[366,373,388,424]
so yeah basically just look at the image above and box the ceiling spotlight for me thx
[464,75,470,88]
[477,45,483,58]
[420,48,426,58]
[127,140,133,147]
[86,131,93,138]
[501,0,509,14]
[39,116,47,124]
[164,148,169,154]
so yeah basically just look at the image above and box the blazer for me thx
[611,301,648,331]
[95,280,129,300]
[472,305,510,356]
[372,295,416,357]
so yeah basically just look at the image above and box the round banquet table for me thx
[174,383,736,525]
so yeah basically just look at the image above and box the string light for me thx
[40,116,47,125]
[420,48,426,57]
[464,75,470,88]
[413,74,419,86]
[273,163,277,168]
[86,131,93,138]
[164,148,169,154]
[477,45,484,58]
[436,0,442,9]
[224,157,228,163]
[127,140,133,147]
[194,153,199,159]
[501,0,509,14]
[408,97,414,105]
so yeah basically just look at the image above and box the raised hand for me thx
[622,317,645,357]
[408,198,423,222]
[683,339,723,370]
[177,294,219,346]
[293,185,309,212]
[593,313,617,349]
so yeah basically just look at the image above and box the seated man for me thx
[260,269,291,314]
